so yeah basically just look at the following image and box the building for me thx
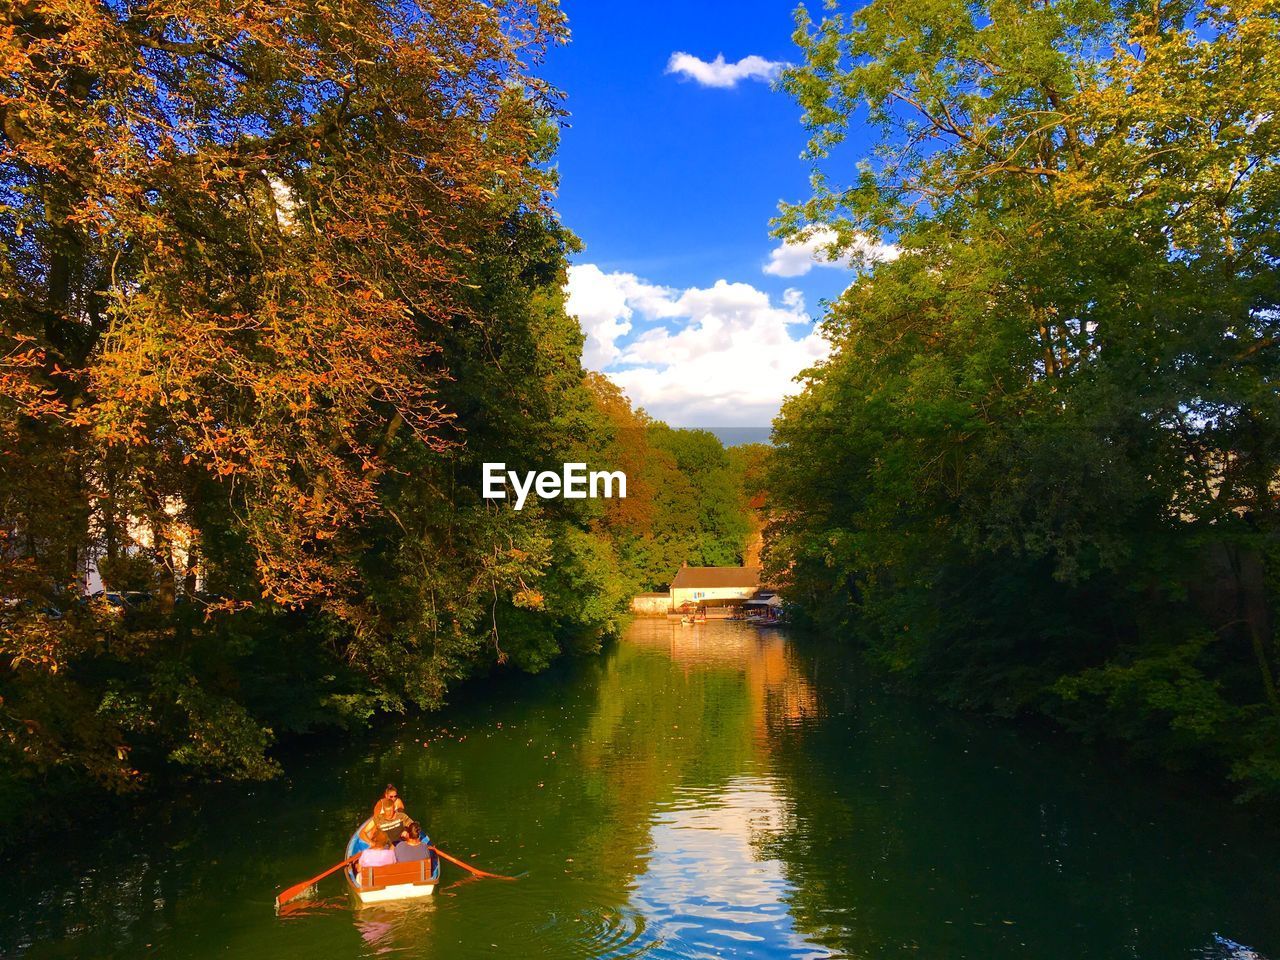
[630,591,673,616]
[744,592,785,622]
[670,565,761,613]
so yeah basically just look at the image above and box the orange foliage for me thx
[1,0,567,607]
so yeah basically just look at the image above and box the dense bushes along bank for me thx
[0,3,755,834]
[764,0,1280,801]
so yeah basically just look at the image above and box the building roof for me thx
[635,591,670,599]
[670,566,760,590]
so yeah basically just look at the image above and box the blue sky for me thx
[543,1,889,429]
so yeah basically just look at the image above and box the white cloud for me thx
[564,267,829,427]
[665,52,787,89]
[565,264,681,367]
[763,227,900,278]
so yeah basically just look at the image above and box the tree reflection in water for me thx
[1,619,1277,960]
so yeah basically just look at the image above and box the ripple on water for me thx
[561,904,654,959]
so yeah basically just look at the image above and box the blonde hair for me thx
[368,828,391,849]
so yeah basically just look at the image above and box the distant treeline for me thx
[0,4,754,832]
[764,0,1280,800]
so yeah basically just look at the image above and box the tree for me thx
[0,0,569,804]
[768,0,1280,797]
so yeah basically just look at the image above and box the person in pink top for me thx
[358,829,397,868]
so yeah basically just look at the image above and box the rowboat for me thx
[344,818,441,905]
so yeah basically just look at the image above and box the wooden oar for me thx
[275,853,361,910]
[430,845,519,881]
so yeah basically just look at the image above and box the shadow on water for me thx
[762,637,1280,959]
[0,619,1276,959]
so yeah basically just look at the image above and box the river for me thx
[2,619,1277,959]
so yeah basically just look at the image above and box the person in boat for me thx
[357,828,397,869]
[360,783,408,842]
[393,821,431,863]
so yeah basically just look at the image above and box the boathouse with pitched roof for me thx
[669,565,760,612]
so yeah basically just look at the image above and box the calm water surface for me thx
[2,620,1277,959]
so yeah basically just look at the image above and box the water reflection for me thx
[633,777,830,960]
[1,619,1278,959]
[625,621,821,741]
[615,620,829,958]
[351,899,439,954]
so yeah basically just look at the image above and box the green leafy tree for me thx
[768,0,1280,798]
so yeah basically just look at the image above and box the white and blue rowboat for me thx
[344,818,441,905]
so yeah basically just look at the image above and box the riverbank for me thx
[0,616,618,858]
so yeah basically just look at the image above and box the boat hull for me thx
[349,880,437,905]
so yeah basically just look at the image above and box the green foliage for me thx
[575,376,755,591]
[1054,633,1238,764]
[768,0,1280,800]
[647,426,753,572]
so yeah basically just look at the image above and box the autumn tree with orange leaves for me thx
[0,0,757,835]
[0,0,579,802]
[3,0,565,603]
